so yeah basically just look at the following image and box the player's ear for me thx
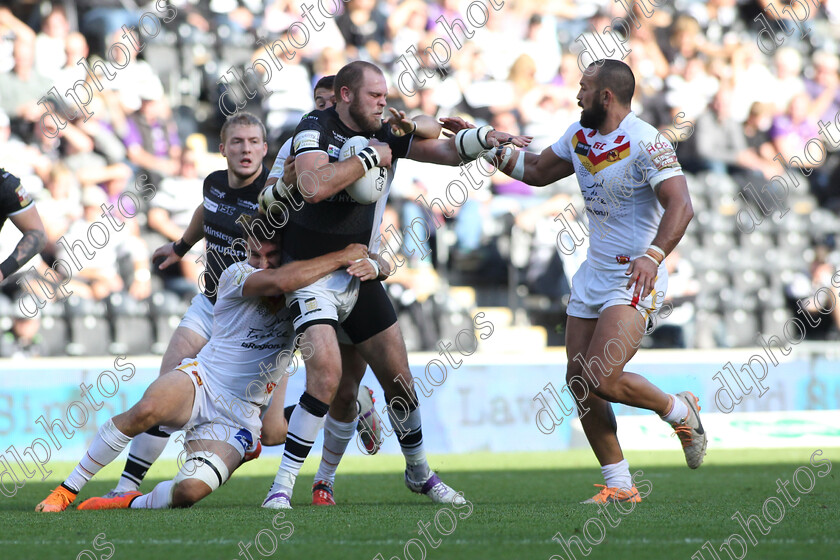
[262,141,268,157]
[219,142,226,156]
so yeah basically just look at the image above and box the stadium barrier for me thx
[0,346,837,476]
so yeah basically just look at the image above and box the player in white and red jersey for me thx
[485,59,706,504]
[35,222,368,512]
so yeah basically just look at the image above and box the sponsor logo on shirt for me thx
[204,199,219,213]
[15,185,32,205]
[238,199,259,210]
[210,187,226,199]
[328,144,341,158]
[294,130,320,151]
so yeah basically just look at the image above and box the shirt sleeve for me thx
[550,124,576,162]
[268,138,293,181]
[0,169,33,217]
[637,126,684,189]
[217,262,258,302]
[292,113,329,156]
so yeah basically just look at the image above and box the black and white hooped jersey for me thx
[201,167,267,301]
[283,106,412,262]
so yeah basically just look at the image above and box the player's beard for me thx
[580,95,607,129]
[348,97,380,133]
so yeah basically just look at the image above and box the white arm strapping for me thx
[455,125,494,162]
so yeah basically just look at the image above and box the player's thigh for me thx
[331,343,368,422]
[160,326,208,375]
[584,305,645,385]
[565,315,598,381]
[115,370,196,434]
[300,324,342,396]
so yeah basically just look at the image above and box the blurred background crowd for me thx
[2,0,840,358]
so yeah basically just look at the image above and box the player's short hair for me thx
[220,111,266,143]
[314,75,335,93]
[588,59,635,105]
[238,213,281,245]
[334,61,382,97]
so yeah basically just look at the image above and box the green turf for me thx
[3,448,837,560]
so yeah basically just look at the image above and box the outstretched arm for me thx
[488,145,575,186]
[0,207,46,283]
[243,243,369,297]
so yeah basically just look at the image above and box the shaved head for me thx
[587,60,635,106]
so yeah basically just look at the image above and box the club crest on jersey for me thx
[606,150,620,162]
[266,382,277,394]
[616,255,631,264]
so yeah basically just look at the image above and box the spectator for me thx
[122,77,181,187]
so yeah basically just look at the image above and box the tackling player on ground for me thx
[35,220,368,512]
[485,59,705,503]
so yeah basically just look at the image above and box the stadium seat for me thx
[64,296,111,356]
[107,293,155,356]
[37,299,70,357]
[761,307,791,340]
[149,290,190,355]
[723,308,760,347]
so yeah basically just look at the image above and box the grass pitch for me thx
[2,448,837,560]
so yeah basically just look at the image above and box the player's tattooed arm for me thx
[0,207,46,283]
[243,243,369,297]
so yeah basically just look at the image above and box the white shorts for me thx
[161,358,262,459]
[178,293,214,341]
[287,271,361,333]
[566,260,668,321]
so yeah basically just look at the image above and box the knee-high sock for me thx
[271,392,329,493]
[114,427,170,493]
[130,480,175,509]
[387,400,429,480]
[64,419,132,493]
[314,416,356,484]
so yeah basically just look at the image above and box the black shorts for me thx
[341,281,397,345]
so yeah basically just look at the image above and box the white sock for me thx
[272,394,328,494]
[115,431,170,493]
[130,480,175,509]
[661,394,689,424]
[64,419,132,493]
[601,459,632,490]
[314,416,357,484]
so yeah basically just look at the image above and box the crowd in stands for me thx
[2,0,840,356]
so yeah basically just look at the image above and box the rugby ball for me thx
[339,136,388,205]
